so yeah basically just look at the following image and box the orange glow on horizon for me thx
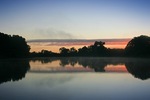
[28,39,130,53]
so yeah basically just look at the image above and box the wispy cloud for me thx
[33,28,76,39]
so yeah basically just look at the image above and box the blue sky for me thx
[0,0,150,40]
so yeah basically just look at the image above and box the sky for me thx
[0,0,150,40]
[28,39,130,52]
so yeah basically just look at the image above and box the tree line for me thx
[0,32,150,58]
[30,35,150,57]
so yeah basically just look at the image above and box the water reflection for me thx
[30,57,150,80]
[0,59,30,84]
[30,57,126,72]
[1,58,150,100]
[125,59,150,80]
[0,57,150,85]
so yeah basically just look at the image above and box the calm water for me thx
[0,57,150,100]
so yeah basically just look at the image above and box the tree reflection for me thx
[0,59,30,84]
[59,58,150,79]
[59,58,78,67]
[59,58,125,72]
[125,60,150,80]
[59,58,70,67]
[77,58,107,72]
[30,57,58,64]
[30,57,150,80]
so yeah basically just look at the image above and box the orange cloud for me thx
[28,39,130,52]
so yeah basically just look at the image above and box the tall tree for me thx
[0,32,30,58]
[125,35,150,57]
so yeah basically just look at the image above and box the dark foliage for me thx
[125,35,150,57]
[0,32,30,58]
[78,41,108,57]
[59,47,70,56]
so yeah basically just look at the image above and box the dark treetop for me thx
[0,32,30,58]
[125,35,150,57]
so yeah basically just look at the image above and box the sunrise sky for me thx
[28,39,130,52]
[0,0,150,52]
[0,0,150,40]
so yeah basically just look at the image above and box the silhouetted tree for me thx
[78,46,89,56]
[94,41,105,47]
[125,35,150,57]
[78,41,108,56]
[89,41,108,56]
[78,41,108,57]
[59,47,69,56]
[0,32,30,58]
[69,47,77,56]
